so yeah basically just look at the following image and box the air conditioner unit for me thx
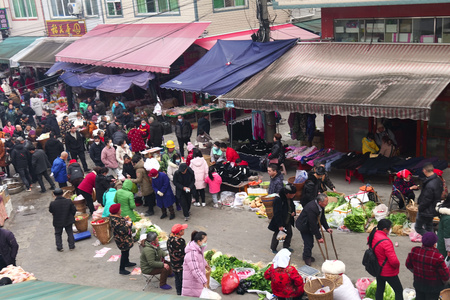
[67,2,82,15]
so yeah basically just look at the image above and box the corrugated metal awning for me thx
[220,43,450,120]
[0,36,42,64]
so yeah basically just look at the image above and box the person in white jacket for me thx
[116,140,132,171]
[189,149,209,207]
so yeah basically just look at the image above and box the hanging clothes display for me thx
[288,113,316,141]
[229,116,253,141]
[251,110,266,140]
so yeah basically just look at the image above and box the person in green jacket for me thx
[160,140,180,173]
[140,232,173,290]
[102,183,117,218]
[114,179,137,221]
[436,195,450,257]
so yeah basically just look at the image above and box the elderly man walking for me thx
[51,152,68,188]
[49,188,76,252]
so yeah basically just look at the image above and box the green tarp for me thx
[0,36,41,64]
[0,280,193,299]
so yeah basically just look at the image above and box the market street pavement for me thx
[3,112,449,298]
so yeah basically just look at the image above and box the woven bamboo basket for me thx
[74,213,90,232]
[440,288,450,300]
[406,200,419,223]
[324,273,343,287]
[304,278,335,300]
[91,218,111,244]
[288,177,306,200]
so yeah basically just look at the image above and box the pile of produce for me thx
[365,280,395,300]
[388,212,409,235]
[133,219,168,242]
[75,215,87,221]
[246,196,267,217]
[205,250,272,293]
[0,265,36,283]
[341,201,376,233]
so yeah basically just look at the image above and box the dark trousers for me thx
[28,160,37,183]
[194,188,205,204]
[70,177,83,194]
[161,205,175,216]
[375,275,403,300]
[179,192,192,218]
[415,290,440,300]
[271,225,293,251]
[148,265,172,286]
[16,167,32,189]
[119,249,130,271]
[177,138,188,157]
[70,151,88,171]
[80,189,95,214]
[37,170,55,192]
[144,193,156,213]
[399,190,415,209]
[300,230,314,260]
[415,214,434,236]
[54,224,75,250]
[58,181,68,188]
[2,166,10,178]
[174,270,183,295]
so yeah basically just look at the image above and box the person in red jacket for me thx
[78,166,101,214]
[406,231,450,300]
[127,123,146,153]
[367,219,403,300]
[139,120,150,144]
[219,143,239,164]
[264,248,304,300]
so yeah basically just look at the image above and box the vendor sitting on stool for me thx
[140,231,173,290]
[394,169,419,209]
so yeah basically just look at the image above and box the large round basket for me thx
[262,195,276,219]
[91,218,111,245]
[288,177,306,200]
[324,273,343,288]
[304,278,335,300]
[73,199,87,213]
[406,203,418,223]
[75,213,90,232]
[441,288,450,300]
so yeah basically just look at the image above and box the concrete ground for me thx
[3,111,449,299]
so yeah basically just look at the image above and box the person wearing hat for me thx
[113,179,137,221]
[300,166,326,207]
[49,188,76,252]
[173,163,195,221]
[268,163,284,195]
[295,193,332,266]
[184,142,195,167]
[29,145,55,193]
[140,231,173,290]
[167,224,188,295]
[109,203,136,275]
[264,248,304,300]
[406,231,450,300]
[160,140,180,173]
[393,169,419,209]
[269,184,297,254]
[149,168,176,220]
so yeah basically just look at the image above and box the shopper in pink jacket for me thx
[189,149,209,207]
[101,138,119,176]
[205,166,222,208]
[182,231,209,297]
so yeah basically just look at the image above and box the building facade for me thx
[0,0,46,37]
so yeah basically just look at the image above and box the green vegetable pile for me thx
[344,207,367,232]
[326,191,346,206]
[365,280,395,300]
[388,213,408,226]
[133,211,142,222]
[325,202,338,213]
[246,264,272,293]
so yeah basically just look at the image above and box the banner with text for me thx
[46,20,87,37]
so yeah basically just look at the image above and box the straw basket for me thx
[262,195,276,219]
[73,199,87,213]
[75,213,90,232]
[288,177,305,200]
[440,288,450,300]
[62,186,75,199]
[304,278,335,300]
[91,218,111,244]
[324,273,343,288]
[406,201,419,223]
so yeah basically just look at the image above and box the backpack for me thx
[362,239,388,277]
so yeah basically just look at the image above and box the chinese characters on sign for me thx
[46,20,87,37]
[0,9,9,30]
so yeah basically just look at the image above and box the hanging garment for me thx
[252,110,265,140]
[306,114,316,143]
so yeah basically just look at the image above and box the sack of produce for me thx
[221,271,240,294]
[220,191,235,206]
[234,192,247,207]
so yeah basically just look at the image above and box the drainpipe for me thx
[193,0,198,21]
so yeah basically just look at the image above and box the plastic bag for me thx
[234,268,255,280]
[276,230,287,242]
[409,227,422,243]
[144,158,160,172]
[234,192,247,206]
[220,191,235,206]
[294,170,308,184]
[200,287,222,299]
[356,277,374,299]
[236,279,252,295]
[221,271,240,294]
[373,204,388,221]
[326,212,346,228]
[403,288,416,300]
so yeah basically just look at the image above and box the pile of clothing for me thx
[216,162,256,185]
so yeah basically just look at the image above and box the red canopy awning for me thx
[194,24,319,50]
[55,23,210,74]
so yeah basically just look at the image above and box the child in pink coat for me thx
[205,166,222,208]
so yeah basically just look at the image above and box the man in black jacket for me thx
[268,164,284,194]
[300,166,326,207]
[94,98,106,115]
[415,163,443,235]
[45,132,65,165]
[49,188,77,252]
[197,114,210,136]
[295,193,332,266]
[112,126,129,145]
[65,126,89,172]
[89,136,105,167]
[0,228,19,270]
[42,110,60,136]
[149,117,163,147]
[11,137,32,191]
[175,115,192,157]
[173,163,195,221]
[30,146,55,193]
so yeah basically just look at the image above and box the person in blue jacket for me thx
[149,168,175,220]
[102,182,118,218]
[51,152,68,188]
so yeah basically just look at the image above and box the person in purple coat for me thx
[149,168,176,220]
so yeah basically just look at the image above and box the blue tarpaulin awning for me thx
[45,62,91,76]
[160,39,297,96]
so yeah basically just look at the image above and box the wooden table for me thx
[221,181,249,194]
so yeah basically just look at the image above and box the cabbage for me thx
[211,251,223,264]
[365,280,395,300]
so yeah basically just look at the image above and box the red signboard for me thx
[46,20,87,37]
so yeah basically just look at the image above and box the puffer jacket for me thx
[114,179,137,221]
[369,230,400,277]
[268,172,284,195]
[152,172,175,209]
[101,146,118,169]
[182,240,208,297]
[130,160,153,196]
[140,240,166,275]
[115,144,132,169]
[51,157,68,183]
[268,140,285,163]
[300,173,322,207]
[436,202,450,257]
[67,162,84,181]
[418,174,443,218]
[205,172,222,194]
[167,160,180,194]
[175,120,192,141]
[189,157,208,190]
